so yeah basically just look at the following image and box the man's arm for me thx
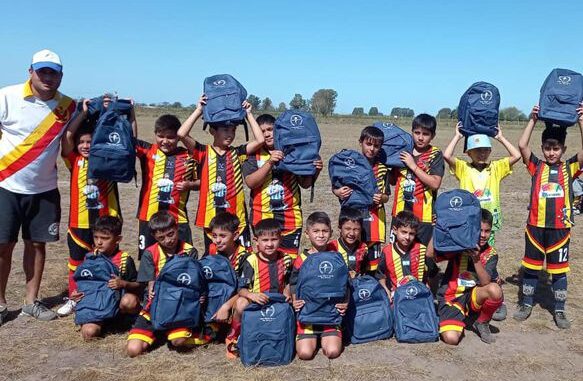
[495,125,521,166]
[443,122,463,169]
[518,106,538,164]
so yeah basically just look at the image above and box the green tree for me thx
[247,94,261,110]
[277,102,287,112]
[437,107,452,119]
[261,97,275,111]
[310,89,338,116]
[390,107,414,118]
[171,101,182,108]
[289,94,308,111]
[450,108,458,119]
[368,107,380,116]
[499,106,528,121]
[352,107,365,116]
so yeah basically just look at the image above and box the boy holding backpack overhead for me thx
[226,218,293,359]
[290,212,348,360]
[390,114,444,246]
[513,105,583,329]
[57,98,123,317]
[333,126,389,265]
[242,114,323,259]
[126,211,204,357]
[178,95,265,251]
[443,123,521,245]
[70,216,141,340]
[135,114,198,259]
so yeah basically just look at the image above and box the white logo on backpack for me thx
[177,273,192,285]
[108,132,121,145]
[480,90,493,104]
[80,269,93,278]
[344,158,356,168]
[259,305,276,322]
[558,76,572,85]
[358,288,372,301]
[290,114,303,127]
[213,79,227,87]
[449,196,463,209]
[405,285,419,299]
[202,266,213,279]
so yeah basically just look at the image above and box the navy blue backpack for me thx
[74,253,121,325]
[539,68,583,127]
[373,122,414,168]
[458,82,500,138]
[239,293,296,367]
[203,74,249,139]
[433,189,481,253]
[273,110,322,176]
[393,279,439,343]
[329,149,378,211]
[150,255,207,331]
[87,97,136,183]
[296,252,349,325]
[199,254,237,323]
[346,275,393,344]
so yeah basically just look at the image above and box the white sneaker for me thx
[56,299,76,317]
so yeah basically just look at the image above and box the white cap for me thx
[31,49,62,72]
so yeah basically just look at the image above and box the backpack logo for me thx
[202,266,213,279]
[449,196,463,209]
[80,269,93,278]
[259,305,276,322]
[382,122,392,128]
[344,158,356,168]
[558,76,572,85]
[290,114,303,128]
[405,285,419,299]
[108,132,121,145]
[480,90,493,104]
[213,79,227,87]
[358,288,372,301]
[177,273,192,285]
[318,261,334,277]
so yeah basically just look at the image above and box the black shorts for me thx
[522,225,570,274]
[438,288,481,334]
[279,228,302,259]
[203,224,252,252]
[139,220,192,259]
[0,187,61,243]
[389,220,433,246]
[127,313,207,346]
[67,227,93,271]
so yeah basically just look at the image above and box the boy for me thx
[432,210,504,345]
[513,104,583,329]
[227,218,293,359]
[70,216,141,341]
[57,98,123,317]
[136,114,197,259]
[328,208,372,277]
[333,126,389,267]
[390,114,444,246]
[126,211,202,357]
[178,96,265,251]
[443,124,521,245]
[376,211,430,299]
[290,212,347,360]
[242,114,323,259]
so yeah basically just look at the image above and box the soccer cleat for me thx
[492,303,507,321]
[473,321,496,344]
[56,299,76,317]
[554,311,571,329]
[513,304,532,322]
[0,305,8,326]
[225,337,239,359]
[20,300,57,321]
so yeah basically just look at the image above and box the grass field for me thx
[1,110,582,381]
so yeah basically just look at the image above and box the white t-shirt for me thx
[0,81,74,194]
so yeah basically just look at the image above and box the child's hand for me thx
[530,105,539,122]
[337,186,353,200]
[494,124,504,140]
[268,150,284,165]
[108,275,125,290]
[313,158,324,171]
[455,121,463,138]
[248,292,269,305]
[196,94,207,110]
[199,295,207,305]
[212,304,231,323]
[82,99,90,114]
[242,100,252,114]
[70,290,84,303]
[175,180,195,192]
[292,299,305,312]
[400,151,416,169]
[335,302,348,316]
[464,246,481,263]
[577,102,583,124]
[372,193,382,205]
[148,289,155,300]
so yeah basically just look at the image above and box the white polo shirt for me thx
[0,81,75,194]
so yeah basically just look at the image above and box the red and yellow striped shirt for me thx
[363,161,389,243]
[378,241,426,290]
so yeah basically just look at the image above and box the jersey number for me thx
[558,248,569,263]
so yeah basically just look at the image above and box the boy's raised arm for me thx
[495,125,521,166]
[243,101,265,155]
[443,122,463,168]
[61,98,89,157]
[518,105,538,164]
[178,95,205,150]
[576,104,583,166]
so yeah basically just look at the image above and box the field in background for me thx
[1,110,582,381]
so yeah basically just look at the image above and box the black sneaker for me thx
[473,321,496,344]
[513,304,532,322]
[554,311,571,329]
[0,305,8,326]
[492,303,507,321]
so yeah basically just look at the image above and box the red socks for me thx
[227,318,241,340]
[477,298,503,323]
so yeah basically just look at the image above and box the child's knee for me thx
[296,340,316,361]
[487,283,503,301]
[440,330,462,346]
[234,297,249,315]
[126,340,148,358]
[322,345,342,359]
[119,294,140,314]
[81,324,101,341]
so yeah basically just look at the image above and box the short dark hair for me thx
[209,121,239,130]
[256,114,276,126]
[481,208,493,226]
[392,210,420,231]
[209,212,240,234]
[306,211,332,230]
[338,207,363,228]
[254,218,282,237]
[74,124,94,145]
[359,126,384,143]
[542,127,566,146]
[412,113,437,136]
[154,114,181,134]
[148,211,177,233]
[93,216,122,236]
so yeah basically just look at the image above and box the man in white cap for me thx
[0,49,75,324]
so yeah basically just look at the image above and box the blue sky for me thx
[2,0,581,115]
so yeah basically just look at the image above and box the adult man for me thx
[0,50,75,324]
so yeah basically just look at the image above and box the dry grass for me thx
[1,112,583,380]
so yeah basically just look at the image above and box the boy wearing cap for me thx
[0,50,75,324]
[513,104,583,329]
